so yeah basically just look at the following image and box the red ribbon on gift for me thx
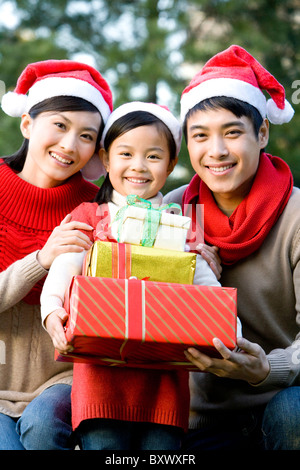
[120,279,145,360]
[110,246,149,359]
[111,242,131,278]
[111,242,150,281]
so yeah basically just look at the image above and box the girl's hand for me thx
[37,214,93,270]
[185,337,270,384]
[45,308,73,355]
[196,244,222,280]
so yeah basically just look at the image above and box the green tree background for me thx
[0,0,299,192]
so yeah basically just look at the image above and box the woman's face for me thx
[19,110,101,188]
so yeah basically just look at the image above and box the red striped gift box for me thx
[56,276,237,371]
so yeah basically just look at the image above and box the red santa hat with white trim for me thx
[1,59,113,180]
[101,101,182,155]
[180,45,294,125]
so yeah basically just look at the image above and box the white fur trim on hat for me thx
[2,76,111,123]
[101,101,182,155]
[180,77,267,122]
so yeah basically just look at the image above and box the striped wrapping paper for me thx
[56,276,237,371]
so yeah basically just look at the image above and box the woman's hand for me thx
[185,337,270,384]
[197,244,222,280]
[45,308,73,355]
[37,214,93,270]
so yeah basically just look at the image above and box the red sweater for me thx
[70,200,190,432]
[0,160,98,304]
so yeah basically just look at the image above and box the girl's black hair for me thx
[94,111,177,205]
[1,95,103,172]
[183,96,264,141]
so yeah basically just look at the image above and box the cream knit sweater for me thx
[0,251,73,417]
[165,185,300,428]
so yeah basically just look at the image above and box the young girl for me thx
[0,59,112,450]
[41,102,221,450]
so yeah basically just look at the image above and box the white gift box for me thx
[115,205,191,252]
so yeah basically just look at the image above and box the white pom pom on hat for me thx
[266,98,295,125]
[1,59,113,120]
[81,154,107,181]
[1,91,28,118]
[1,59,114,181]
[180,45,294,125]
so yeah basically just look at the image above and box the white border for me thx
[27,76,111,123]
[180,77,267,121]
[101,101,182,155]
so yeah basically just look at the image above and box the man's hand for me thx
[185,337,270,384]
[197,244,222,280]
[45,308,73,355]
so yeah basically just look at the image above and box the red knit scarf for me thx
[182,153,293,265]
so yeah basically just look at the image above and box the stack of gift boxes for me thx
[56,196,237,370]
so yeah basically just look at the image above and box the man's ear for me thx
[259,118,269,149]
[167,156,178,176]
[20,113,32,139]
[99,148,109,172]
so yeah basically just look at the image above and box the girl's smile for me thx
[125,177,150,184]
[101,124,177,200]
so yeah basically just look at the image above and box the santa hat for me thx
[101,101,182,155]
[1,59,113,180]
[1,59,113,120]
[180,45,294,125]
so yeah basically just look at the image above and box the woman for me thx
[0,59,112,450]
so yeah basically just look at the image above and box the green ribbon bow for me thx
[114,195,182,247]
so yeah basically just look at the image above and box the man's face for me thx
[186,107,269,215]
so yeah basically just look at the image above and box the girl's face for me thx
[19,110,102,188]
[101,124,177,199]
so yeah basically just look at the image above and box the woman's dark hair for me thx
[95,111,177,205]
[1,95,103,172]
[183,96,264,141]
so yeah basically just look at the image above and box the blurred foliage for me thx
[0,0,299,192]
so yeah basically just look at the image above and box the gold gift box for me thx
[83,241,196,284]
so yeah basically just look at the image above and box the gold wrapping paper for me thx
[84,241,196,284]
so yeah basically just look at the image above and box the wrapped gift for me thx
[56,276,237,370]
[83,240,196,285]
[113,195,191,252]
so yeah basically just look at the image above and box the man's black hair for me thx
[183,96,263,141]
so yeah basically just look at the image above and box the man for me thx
[165,45,300,449]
